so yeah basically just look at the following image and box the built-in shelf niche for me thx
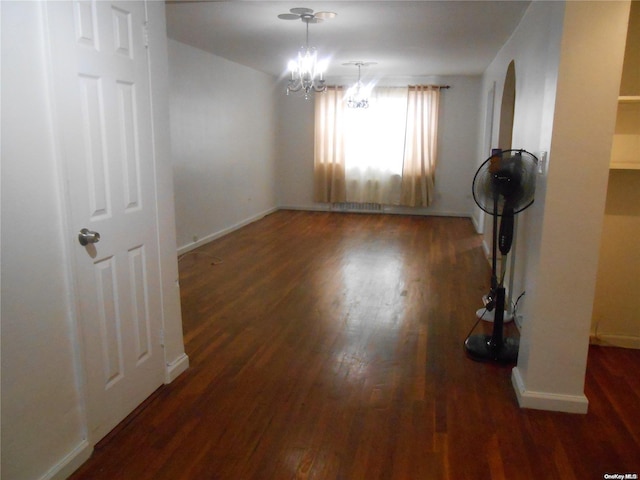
[610,2,639,170]
[610,96,640,170]
[593,2,640,350]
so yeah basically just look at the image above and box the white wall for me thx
[592,170,640,348]
[275,90,316,209]
[1,3,87,479]
[168,40,279,253]
[504,1,631,412]
[479,1,565,320]
[1,2,186,478]
[276,75,482,217]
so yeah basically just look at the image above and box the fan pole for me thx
[490,149,501,291]
[489,286,507,350]
[491,193,499,291]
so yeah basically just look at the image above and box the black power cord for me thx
[463,291,525,348]
[463,307,489,344]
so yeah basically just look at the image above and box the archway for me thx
[498,60,516,149]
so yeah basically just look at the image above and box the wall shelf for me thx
[610,96,640,170]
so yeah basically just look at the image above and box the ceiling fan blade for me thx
[278,13,300,20]
[290,7,314,15]
[314,11,337,19]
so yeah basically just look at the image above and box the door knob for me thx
[78,228,101,246]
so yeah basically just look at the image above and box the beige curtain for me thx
[314,86,346,203]
[400,85,441,207]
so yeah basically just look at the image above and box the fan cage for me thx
[472,149,538,216]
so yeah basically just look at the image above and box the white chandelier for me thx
[280,8,335,99]
[344,61,376,109]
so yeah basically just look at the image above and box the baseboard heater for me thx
[331,202,383,213]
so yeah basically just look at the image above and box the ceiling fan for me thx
[278,7,337,23]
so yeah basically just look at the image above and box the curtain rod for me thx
[329,84,451,89]
[408,85,451,89]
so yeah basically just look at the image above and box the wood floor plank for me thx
[69,210,640,480]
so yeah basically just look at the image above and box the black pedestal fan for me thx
[465,149,538,363]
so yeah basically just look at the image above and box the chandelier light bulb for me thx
[285,15,327,98]
[346,81,370,109]
[345,61,376,109]
[300,49,315,74]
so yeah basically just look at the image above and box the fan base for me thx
[464,335,519,363]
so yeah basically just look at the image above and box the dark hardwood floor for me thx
[70,210,640,479]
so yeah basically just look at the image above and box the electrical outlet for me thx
[536,151,548,175]
[192,234,198,243]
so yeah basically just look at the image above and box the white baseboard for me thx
[177,205,476,256]
[471,214,483,233]
[41,440,92,480]
[481,238,492,261]
[178,203,478,256]
[165,352,190,383]
[590,334,640,349]
[177,207,278,255]
[279,204,329,212]
[279,204,473,218]
[511,367,589,414]
[384,207,471,218]
[40,358,188,480]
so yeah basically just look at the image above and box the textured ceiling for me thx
[165,1,531,82]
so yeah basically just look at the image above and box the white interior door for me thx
[45,0,165,443]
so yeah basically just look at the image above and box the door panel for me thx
[46,0,164,443]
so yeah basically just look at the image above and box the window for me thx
[344,87,407,204]
[314,85,440,207]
